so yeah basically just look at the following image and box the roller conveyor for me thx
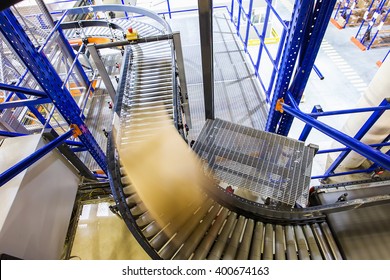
[99,10,345,260]
[71,7,390,260]
[109,154,343,260]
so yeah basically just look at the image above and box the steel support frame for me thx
[266,0,337,135]
[323,98,390,178]
[57,26,91,90]
[172,32,192,128]
[0,8,107,173]
[0,97,51,110]
[0,83,47,98]
[280,102,390,172]
[198,0,214,120]
[87,43,116,102]
[265,0,314,133]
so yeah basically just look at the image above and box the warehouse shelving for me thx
[350,0,390,50]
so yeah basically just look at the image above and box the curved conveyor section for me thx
[94,6,343,260]
[107,130,342,260]
[63,5,390,261]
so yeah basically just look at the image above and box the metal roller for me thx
[192,208,229,260]
[320,222,343,260]
[130,202,148,216]
[294,225,310,260]
[311,223,333,260]
[159,200,215,259]
[275,225,286,260]
[136,211,155,227]
[249,221,264,260]
[121,176,131,186]
[236,219,255,260]
[208,212,237,260]
[122,185,136,196]
[285,226,298,260]
[125,193,142,205]
[263,224,274,260]
[173,205,221,260]
[149,201,202,250]
[142,221,161,239]
[303,225,323,260]
[223,215,246,260]
[102,16,346,261]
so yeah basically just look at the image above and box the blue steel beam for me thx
[311,166,377,180]
[0,83,47,98]
[0,130,27,137]
[0,9,107,173]
[243,0,254,52]
[0,129,73,188]
[0,97,51,110]
[309,104,390,117]
[276,0,337,135]
[281,103,390,171]
[317,142,390,154]
[323,98,390,178]
[0,116,84,147]
[299,105,323,142]
[255,0,272,78]
[265,0,313,133]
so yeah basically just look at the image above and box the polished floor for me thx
[70,201,150,260]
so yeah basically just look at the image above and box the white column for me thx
[339,58,390,168]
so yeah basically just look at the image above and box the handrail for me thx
[65,4,172,34]
[280,96,390,178]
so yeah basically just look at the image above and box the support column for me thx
[266,0,337,135]
[0,8,107,173]
[172,32,191,128]
[87,43,116,102]
[198,0,214,120]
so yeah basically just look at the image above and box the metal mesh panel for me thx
[193,118,316,207]
[12,1,51,47]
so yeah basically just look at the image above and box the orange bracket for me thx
[330,18,343,30]
[70,124,83,138]
[350,37,366,51]
[276,98,284,113]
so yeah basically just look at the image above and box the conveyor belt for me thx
[107,133,342,260]
[61,7,390,260]
[316,182,390,259]
[117,41,176,147]
[105,25,344,258]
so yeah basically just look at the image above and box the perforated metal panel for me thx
[193,118,316,207]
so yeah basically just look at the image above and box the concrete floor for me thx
[70,201,150,260]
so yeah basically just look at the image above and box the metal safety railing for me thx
[0,5,106,175]
[229,0,324,104]
[281,94,390,181]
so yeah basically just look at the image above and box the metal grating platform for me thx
[193,118,316,207]
[170,12,269,139]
